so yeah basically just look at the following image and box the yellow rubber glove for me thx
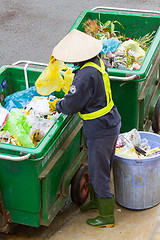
[49,98,61,112]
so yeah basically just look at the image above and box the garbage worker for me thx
[49,29,121,228]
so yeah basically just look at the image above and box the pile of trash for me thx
[0,93,61,148]
[116,129,160,159]
[101,38,146,70]
[83,18,155,70]
[0,57,75,148]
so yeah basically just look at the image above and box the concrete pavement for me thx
[50,172,160,240]
[51,201,160,240]
[1,0,160,67]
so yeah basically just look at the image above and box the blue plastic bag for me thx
[100,37,122,54]
[4,86,54,111]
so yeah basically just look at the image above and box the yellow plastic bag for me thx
[62,69,75,95]
[35,55,67,95]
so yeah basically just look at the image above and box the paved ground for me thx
[0,0,160,66]
[51,202,160,240]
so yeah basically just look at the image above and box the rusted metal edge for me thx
[0,190,12,229]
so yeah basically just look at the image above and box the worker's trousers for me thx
[85,130,119,198]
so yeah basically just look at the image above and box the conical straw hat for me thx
[52,29,103,63]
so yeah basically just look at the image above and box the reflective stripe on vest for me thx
[78,57,114,120]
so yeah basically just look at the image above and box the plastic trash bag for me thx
[116,144,139,159]
[0,104,9,130]
[62,69,75,95]
[35,55,68,95]
[4,86,41,111]
[123,128,141,146]
[4,86,55,111]
[139,138,151,151]
[117,39,145,59]
[0,79,7,91]
[3,109,34,148]
[25,97,52,116]
[26,110,60,146]
[100,37,122,54]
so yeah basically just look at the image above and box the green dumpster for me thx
[0,62,88,232]
[70,7,160,133]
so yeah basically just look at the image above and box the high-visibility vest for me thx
[78,57,114,120]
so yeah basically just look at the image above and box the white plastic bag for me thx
[0,104,9,130]
[118,40,146,59]
[139,138,151,151]
[123,128,141,146]
[26,97,51,116]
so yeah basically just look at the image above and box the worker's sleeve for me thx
[56,70,93,115]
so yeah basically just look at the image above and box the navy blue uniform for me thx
[56,56,121,198]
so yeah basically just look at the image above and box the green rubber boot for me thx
[86,196,115,227]
[80,185,98,212]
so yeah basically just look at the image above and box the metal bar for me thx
[0,153,30,161]
[12,60,48,90]
[12,60,48,67]
[12,61,137,82]
[109,74,137,81]
[24,63,29,89]
[91,6,160,15]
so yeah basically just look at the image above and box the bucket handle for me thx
[0,153,30,161]
[91,6,160,15]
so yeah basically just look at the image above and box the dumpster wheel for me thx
[71,165,89,206]
[152,96,160,133]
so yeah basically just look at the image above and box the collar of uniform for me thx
[79,56,100,68]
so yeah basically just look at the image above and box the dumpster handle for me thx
[0,153,30,161]
[12,60,137,82]
[109,74,137,81]
[12,60,48,89]
[91,6,160,15]
[12,60,48,67]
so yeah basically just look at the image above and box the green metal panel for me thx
[40,122,83,225]
[0,160,41,226]
[111,80,138,132]
[41,148,87,226]
[0,160,40,211]
[7,210,40,227]
[43,131,81,206]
